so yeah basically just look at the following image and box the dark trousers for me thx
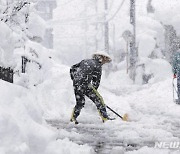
[72,83,108,120]
[177,72,180,101]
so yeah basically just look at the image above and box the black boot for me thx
[70,108,80,124]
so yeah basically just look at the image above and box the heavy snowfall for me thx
[0,0,180,154]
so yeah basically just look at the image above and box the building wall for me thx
[35,0,57,49]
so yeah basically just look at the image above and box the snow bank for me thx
[111,147,124,154]
[33,63,74,120]
[0,80,54,154]
[137,16,164,58]
[46,138,94,154]
[138,34,156,58]
[138,58,172,83]
[0,79,93,154]
[125,146,172,154]
[13,40,54,87]
[145,59,172,82]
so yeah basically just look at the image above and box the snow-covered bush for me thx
[0,0,52,87]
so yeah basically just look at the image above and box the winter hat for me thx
[92,51,112,63]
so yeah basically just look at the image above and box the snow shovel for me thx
[106,105,129,121]
[90,85,129,121]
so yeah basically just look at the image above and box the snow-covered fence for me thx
[21,56,41,73]
[22,56,30,73]
[0,67,13,83]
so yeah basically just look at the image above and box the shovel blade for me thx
[122,113,129,121]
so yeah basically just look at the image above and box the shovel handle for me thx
[106,105,123,119]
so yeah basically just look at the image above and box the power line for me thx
[53,13,104,24]
[106,0,126,22]
[53,0,126,24]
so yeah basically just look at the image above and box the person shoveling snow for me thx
[69,51,128,124]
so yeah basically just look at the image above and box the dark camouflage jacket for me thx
[172,50,180,74]
[70,59,102,89]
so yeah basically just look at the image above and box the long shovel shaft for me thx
[106,105,123,119]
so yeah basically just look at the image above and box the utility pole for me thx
[83,3,88,58]
[95,0,98,51]
[130,0,137,82]
[122,30,132,74]
[113,23,116,54]
[104,0,109,53]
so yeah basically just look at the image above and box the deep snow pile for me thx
[0,69,94,154]
[0,81,54,154]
